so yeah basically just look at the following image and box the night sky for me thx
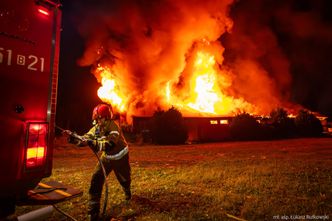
[56,0,332,132]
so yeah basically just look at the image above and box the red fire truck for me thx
[0,0,80,219]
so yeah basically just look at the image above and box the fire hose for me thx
[55,125,109,220]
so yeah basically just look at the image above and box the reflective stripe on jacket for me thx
[83,120,128,157]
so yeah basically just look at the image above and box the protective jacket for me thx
[83,120,128,159]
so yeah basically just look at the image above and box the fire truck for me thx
[0,0,81,219]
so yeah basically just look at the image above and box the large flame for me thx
[187,51,220,114]
[78,0,300,120]
[96,45,258,117]
[96,65,127,113]
[164,48,257,116]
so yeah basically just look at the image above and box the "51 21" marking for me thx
[0,47,45,72]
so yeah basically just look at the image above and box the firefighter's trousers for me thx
[88,153,131,215]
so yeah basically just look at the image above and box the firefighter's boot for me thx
[88,200,100,221]
[123,187,131,201]
[88,214,99,221]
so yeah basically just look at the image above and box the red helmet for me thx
[92,104,113,120]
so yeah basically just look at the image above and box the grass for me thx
[16,138,332,220]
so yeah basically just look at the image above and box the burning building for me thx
[67,0,331,140]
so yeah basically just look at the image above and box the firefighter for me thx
[65,103,131,221]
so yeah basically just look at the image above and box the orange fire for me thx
[96,44,257,117]
[77,0,299,121]
[165,48,257,116]
[187,51,221,113]
[95,65,127,113]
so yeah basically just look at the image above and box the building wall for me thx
[132,116,233,142]
[184,117,232,142]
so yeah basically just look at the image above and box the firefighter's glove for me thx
[67,134,77,144]
[104,141,115,155]
[87,139,98,153]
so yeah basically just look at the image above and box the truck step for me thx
[22,180,82,205]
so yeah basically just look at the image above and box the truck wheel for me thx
[3,214,18,221]
[0,198,16,220]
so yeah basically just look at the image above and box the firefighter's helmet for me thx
[92,104,113,120]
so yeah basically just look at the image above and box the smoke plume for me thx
[71,0,332,118]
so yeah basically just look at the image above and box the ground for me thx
[17,138,332,221]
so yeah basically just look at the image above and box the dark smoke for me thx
[222,0,332,117]
[61,0,332,119]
